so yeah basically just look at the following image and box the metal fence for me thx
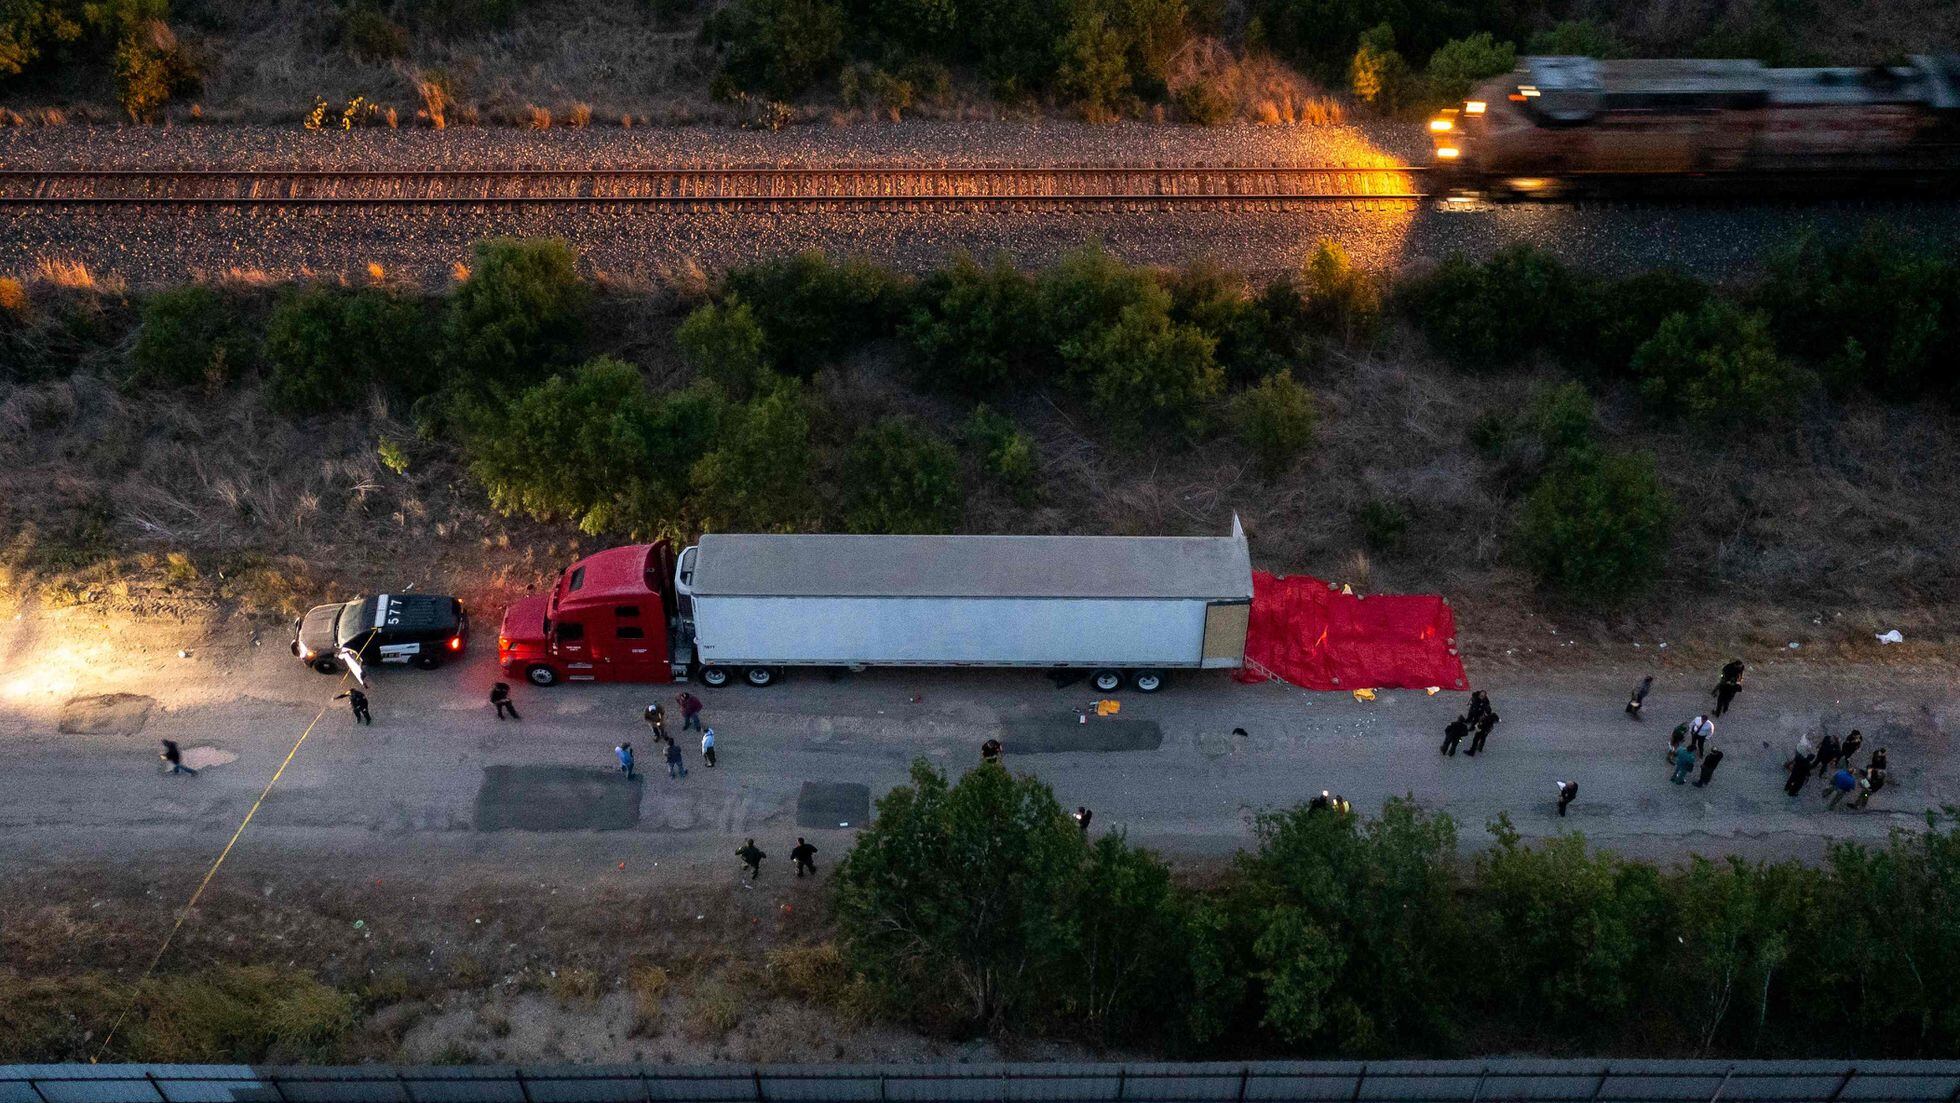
[6,1062,1960,1103]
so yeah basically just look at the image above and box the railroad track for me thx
[0,165,1429,208]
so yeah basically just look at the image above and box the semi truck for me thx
[497,522,1253,693]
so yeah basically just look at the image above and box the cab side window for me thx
[616,625,645,639]
[615,605,640,618]
[555,621,584,642]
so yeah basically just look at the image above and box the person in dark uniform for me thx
[1839,729,1865,767]
[335,688,371,725]
[1693,748,1725,788]
[1556,780,1578,817]
[1465,691,1493,727]
[1440,716,1469,756]
[1308,791,1333,813]
[790,837,817,877]
[1626,675,1653,720]
[490,682,519,721]
[1467,710,1500,756]
[1813,733,1841,778]
[738,838,765,880]
[159,739,197,776]
[981,737,1003,764]
[1785,753,1816,796]
[1074,806,1093,834]
[1713,659,1745,717]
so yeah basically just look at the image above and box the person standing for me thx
[1868,746,1887,774]
[1839,729,1865,767]
[1852,765,1885,809]
[676,691,704,732]
[737,838,765,880]
[1693,748,1725,788]
[1626,675,1654,720]
[981,737,1003,764]
[644,702,666,740]
[790,837,817,877]
[1784,752,1815,796]
[1825,767,1858,810]
[1074,806,1094,834]
[159,739,197,776]
[1813,733,1841,778]
[1687,714,1715,757]
[335,688,371,725]
[665,738,686,779]
[1556,780,1578,817]
[1466,691,1493,728]
[1440,716,1469,757]
[1670,742,1697,785]
[1669,722,1689,762]
[701,727,717,767]
[615,742,636,781]
[490,682,520,721]
[1712,660,1744,718]
[1467,709,1500,756]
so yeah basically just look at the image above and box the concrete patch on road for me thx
[1007,718,1163,754]
[473,766,642,832]
[180,746,237,770]
[57,693,154,735]
[798,782,869,829]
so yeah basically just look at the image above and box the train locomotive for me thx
[1429,54,1960,197]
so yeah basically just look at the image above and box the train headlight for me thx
[1436,147,1460,159]
[1464,101,1486,114]
[1429,117,1453,132]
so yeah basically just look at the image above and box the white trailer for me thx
[673,521,1253,692]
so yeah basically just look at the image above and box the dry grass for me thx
[685,980,743,1039]
[547,967,601,1005]
[627,964,669,1035]
[1167,38,1345,127]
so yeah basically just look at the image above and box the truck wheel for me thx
[525,664,559,687]
[1132,670,1165,693]
[699,666,730,688]
[311,658,340,675]
[744,666,779,688]
[1092,669,1125,693]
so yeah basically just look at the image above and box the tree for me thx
[690,380,816,531]
[263,285,432,414]
[128,285,254,389]
[1065,298,1223,442]
[1232,370,1317,474]
[1423,32,1513,104]
[1515,449,1673,606]
[1349,23,1411,111]
[842,417,965,533]
[112,19,197,121]
[1297,239,1383,346]
[1167,259,1288,385]
[1630,300,1802,423]
[443,237,588,390]
[1525,380,1595,459]
[676,297,768,399]
[904,254,1045,396]
[832,760,1085,1031]
[1577,268,1709,379]
[1667,857,1814,1053]
[1063,834,1189,1045]
[723,251,906,376]
[702,0,845,98]
[1036,243,1163,367]
[1054,5,1132,116]
[1407,247,1579,369]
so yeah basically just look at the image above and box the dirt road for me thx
[1,598,1952,888]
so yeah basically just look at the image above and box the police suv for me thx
[291,593,468,681]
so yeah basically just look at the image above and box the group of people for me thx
[737,836,819,880]
[617,691,714,781]
[1785,729,1889,809]
[1439,691,1501,757]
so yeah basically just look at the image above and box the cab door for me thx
[550,617,599,682]
[606,602,667,682]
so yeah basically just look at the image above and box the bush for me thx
[443,237,588,390]
[123,965,357,1062]
[690,380,817,531]
[463,358,719,536]
[1297,239,1382,346]
[723,251,906,376]
[339,3,409,59]
[1068,299,1223,443]
[1630,300,1801,423]
[128,286,254,389]
[1515,449,1674,606]
[1356,498,1408,552]
[702,0,845,98]
[961,405,1039,502]
[904,254,1045,396]
[1423,31,1512,104]
[676,297,768,399]
[841,417,965,533]
[1232,370,1316,474]
[1348,23,1413,111]
[1055,7,1133,116]
[263,285,432,414]
[1167,259,1287,385]
[1754,230,1960,401]
[1407,246,1578,369]
[1580,268,1709,379]
[1525,19,1624,57]
[1036,244,1164,363]
[1525,380,1595,458]
[1174,77,1235,123]
[113,20,199,121]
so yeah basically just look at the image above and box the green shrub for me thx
[339,3,409,59]
[723,251,905,376]
[1515,449,1674,606]
[1167,259,1287,386]
[1056,8,1133,117]
[842,417,964,533]
[961,405,1039,502]
[702,0,845,98]
[1356,498,1408,552]
[112,20,199,121]
[462,358,718,536]
[1630,300,1800,423]
[1174,77,1235,123]
[1407,246,1578,369]
[1348,23,1413,111]
[839,62,915,116]
[1525,380,1595,458]
[1037,244,1164,362]
[1297,239,1382,346]
[1232,370,1316,474]
[1525,19,1624,57]
[1067,299,1223,443]
[263,285,432,414]
[1422,32,1512,104]
[904,254,1045,396]
[690,380,816,531]
[443,237,588,390]
[676,297,769,399]
[128,286,254,389]
[1579,268,1709,378]
[122,965,357,1062]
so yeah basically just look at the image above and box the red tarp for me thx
[1238,572,1469,692]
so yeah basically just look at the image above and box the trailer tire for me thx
[1132,670,1165,693]
[743,666,780,688]
[1092,669,1125,692]
[524,664,559,687]
[699,666,730,688]
[311,658,340,675]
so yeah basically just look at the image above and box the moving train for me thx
[1429,54,1960,197]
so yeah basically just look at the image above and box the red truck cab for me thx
[498,543,679,686]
